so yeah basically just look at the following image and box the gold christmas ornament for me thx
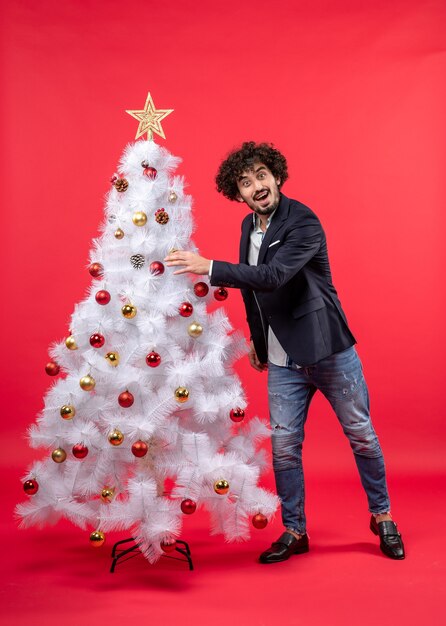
[126,92,174,141]
[65,335,78,350]
[188,321,203,338]
[214,479,230,495]
[114,228,125,239]
[105,352,120,367]
[108,429,124,446]
[168,191,178,203]
[114,178,129,192]
[60,404,76,420]
[80,374,95,391]
[100,486,115,503]
[51,448,67,463]
[174,387,189,403]
[89,530,105,547]
[132,211,147,226]
[121,304,137,319]
[169,247,178,254]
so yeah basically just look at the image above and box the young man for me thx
[165,141,405,562]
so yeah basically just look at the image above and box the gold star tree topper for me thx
[126,92,173,140]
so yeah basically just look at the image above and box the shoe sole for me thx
[259,545,309,564]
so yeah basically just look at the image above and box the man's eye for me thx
[258,172,265,179]
[242,180,250,187]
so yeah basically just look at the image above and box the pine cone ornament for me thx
[130,254,145,269]
[114,178,129,192]
[155,209,169,224]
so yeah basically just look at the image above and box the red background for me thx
[1,1,445,624]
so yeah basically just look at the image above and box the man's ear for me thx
[236,193,244,203]
[276,177,281,186]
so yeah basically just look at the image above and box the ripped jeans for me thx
[268,346,390,535]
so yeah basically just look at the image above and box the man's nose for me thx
[253,179,264,190]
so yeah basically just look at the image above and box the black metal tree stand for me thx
[110,537,194,573]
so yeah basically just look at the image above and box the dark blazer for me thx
[210,193,356,366]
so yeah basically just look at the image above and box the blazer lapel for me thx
[239,214,253,263]
[257,194,290,264]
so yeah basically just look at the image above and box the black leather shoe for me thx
[259,531,309,564]
[370,516,405,560]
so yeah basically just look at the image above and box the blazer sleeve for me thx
[210,213,322,292]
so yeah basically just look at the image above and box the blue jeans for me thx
[268,346,390,534]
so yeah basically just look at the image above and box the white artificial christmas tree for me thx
[17,94,278,564]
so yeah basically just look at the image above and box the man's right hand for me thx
[248,341,268,372]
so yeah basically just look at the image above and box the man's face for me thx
[236,162,281,216]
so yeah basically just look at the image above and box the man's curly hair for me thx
[215,141,288,201]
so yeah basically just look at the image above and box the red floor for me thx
[3,463,445,626]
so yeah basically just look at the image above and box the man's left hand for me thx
[164,250,211,275]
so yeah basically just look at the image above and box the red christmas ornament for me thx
[23,479,39,495]
[131,441,148,457]
[95,290,111,305]
[252,513,268,529]
[214,287,229,301]
[230,408,245,423]
[143,166,158,180]
[149,261,165,275]
[146,351,161,367]
[160,539,177,553]
[118,390,134,408]
[72,444,89,459]
[88,263,104,278]
[181,499,197,515]
[179,302,193,317]
[90,333,105,348]
[45,361,60,376]
[194,282,209,297]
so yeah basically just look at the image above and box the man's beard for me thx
[254,197,280,216]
